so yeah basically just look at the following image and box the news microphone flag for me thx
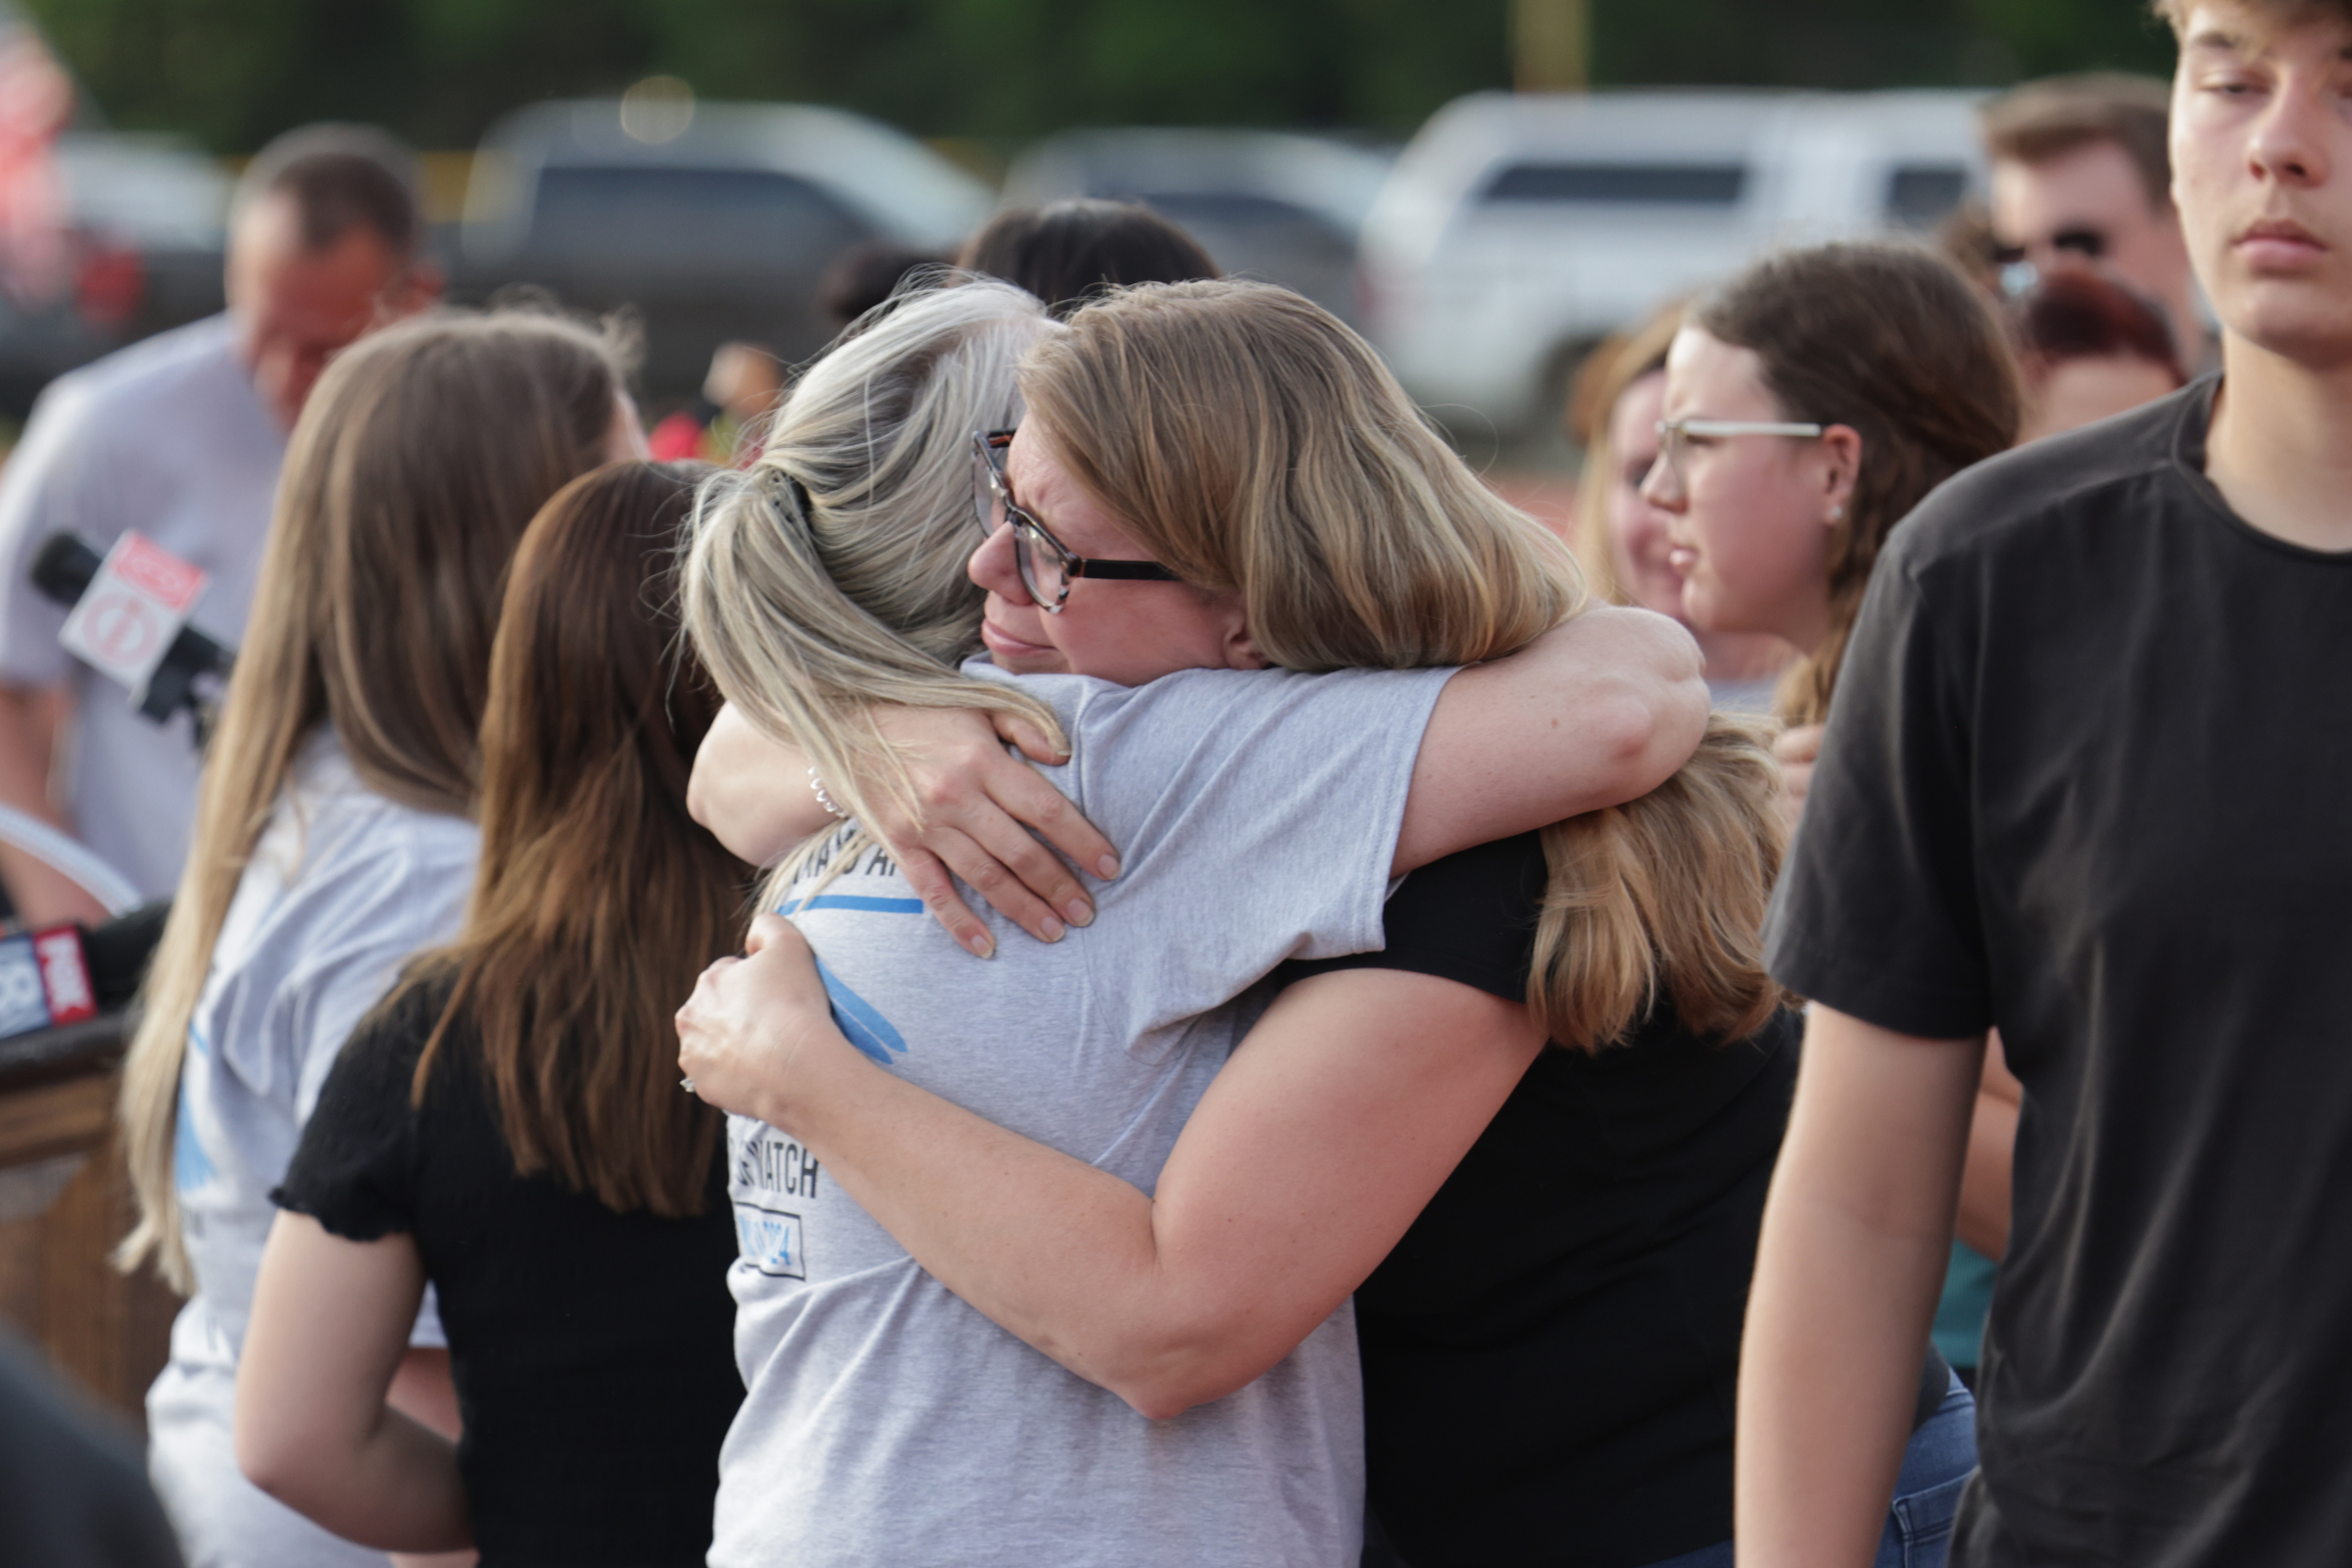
[57,531,209,713]
[0,924,98,1040]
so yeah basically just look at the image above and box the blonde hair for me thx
[1024,280,1785,1050]
[1532,713,1786,1048]
[117,310,623,1288]
[679,277,1067,903]
[1565,303,1685,608]
[1021,280,1583,670]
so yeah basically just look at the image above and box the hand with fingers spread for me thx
[689,701,1121,957]
[676,914,869,1128]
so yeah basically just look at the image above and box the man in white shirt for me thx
[0,124,438,922]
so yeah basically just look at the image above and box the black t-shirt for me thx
[274,978,744,1568]
[1282,833,1799,1568]
[1767,378,2352,1567]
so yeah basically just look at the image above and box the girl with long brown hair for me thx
[234,463,750,1566]
[116,309,628,1568]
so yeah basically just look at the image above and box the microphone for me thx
[31,532,233,734]
[0,900,169,1041]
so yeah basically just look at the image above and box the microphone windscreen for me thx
[79,900,170,1010]
[30,533,102,609]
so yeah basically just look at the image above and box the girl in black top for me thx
[235,462,754,1566]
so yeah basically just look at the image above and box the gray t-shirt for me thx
[715,661,1455,1568]
[0,314,283,898]
[149,729,474,1568]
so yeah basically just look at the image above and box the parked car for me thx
[0,131,229,418]
[1355,89,1987,438]
[1001,128,1393,322]
[457,98,994,397]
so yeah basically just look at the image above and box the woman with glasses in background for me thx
[1641,242,2022,818]
[1565,306,1793,714]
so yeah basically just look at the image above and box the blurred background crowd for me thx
[0,0,2181,463]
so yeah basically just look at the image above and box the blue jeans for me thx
[1636,1374,1978,1568]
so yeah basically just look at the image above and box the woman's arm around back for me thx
[678,915,1545,1418]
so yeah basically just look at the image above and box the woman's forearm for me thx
[689,702,830,863]
[237,1215,472,1552]
[255,1407,472,1551]
[1395,605,1707,872]
[765,1051,1201,1411]
[703,950,1543,1421]
[1737,1006,1983,1568]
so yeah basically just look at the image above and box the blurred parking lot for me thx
[1,79,1988,459]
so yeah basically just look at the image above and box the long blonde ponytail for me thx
[680,278,1066,904]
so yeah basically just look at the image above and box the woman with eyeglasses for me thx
[1564,303,1794,715]
[1638,238,2022,1546]
[673,274,1984,1568]
[1639,242,2021,817]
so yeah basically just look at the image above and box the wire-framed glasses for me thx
[1652,417,1827,490]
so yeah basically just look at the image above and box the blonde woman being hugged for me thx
[115,310,633,1568]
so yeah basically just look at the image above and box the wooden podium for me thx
[0,1012,180,1428]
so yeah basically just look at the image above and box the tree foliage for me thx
[25,0,2176,154]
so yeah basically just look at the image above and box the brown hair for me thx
[1565,302,1685,607]
[960,200,1220,319]
[1024,280,1784,1050]
[1981,74,2174,211]
[1022,280,1579,673]
[1692,243,2021,725]
[2151,0,2352,32]
[117,310,622,1288]
[234,122,424,260]
[393,463,747,1216]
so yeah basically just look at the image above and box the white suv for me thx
[1356,88,1987,438]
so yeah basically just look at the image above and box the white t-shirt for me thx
[716,661,1455,1568]
[146,729,476,1568]
[0,314,283,898]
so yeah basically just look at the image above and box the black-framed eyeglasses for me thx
[970,430,1181,613]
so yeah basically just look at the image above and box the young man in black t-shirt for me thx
[1739,4,2352,1566]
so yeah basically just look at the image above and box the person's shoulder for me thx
[1886,381,2204,577]
[340,970,451,1081]
[296,737,481,876]
[64,314,244,407]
